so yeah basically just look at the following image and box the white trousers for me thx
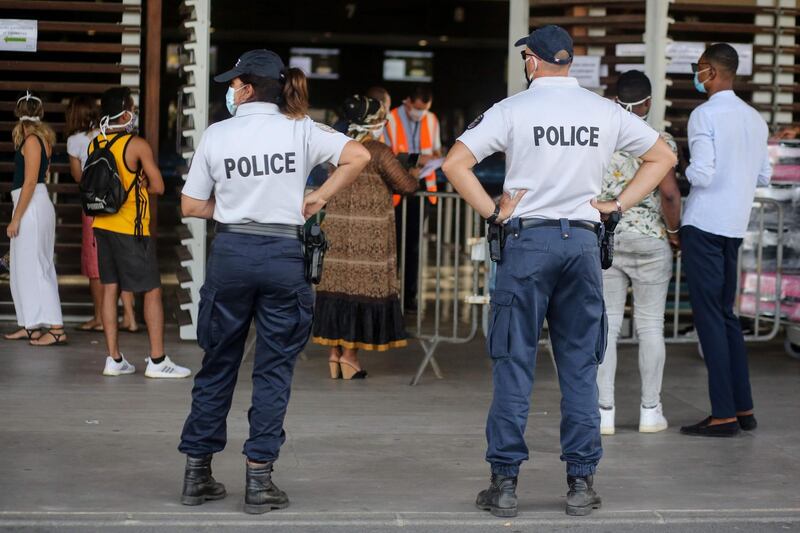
[598,232,672,409]
[10,184,63,328]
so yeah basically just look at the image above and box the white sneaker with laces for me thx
[600,406,615,436]
[144,356,191,379]
[639,403,668,433]
[103,355,136,376]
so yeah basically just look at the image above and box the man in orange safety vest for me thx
[385,86,441,206]
[385,86,441,311]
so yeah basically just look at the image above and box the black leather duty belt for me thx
[216,222,303,240]
[519,219,599,233]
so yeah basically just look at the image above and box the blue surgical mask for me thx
[225,85,248,116]
[693,68,710,94]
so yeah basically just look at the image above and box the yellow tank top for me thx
[89,133,150,236]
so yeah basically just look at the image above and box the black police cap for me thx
[214,49,285,83]
[514,25,574,65]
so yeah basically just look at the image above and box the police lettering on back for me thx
[224,152,296,180]
[533,125,599,147]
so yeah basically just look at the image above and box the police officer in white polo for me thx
[177,49,370,514]
[442,26,676,517]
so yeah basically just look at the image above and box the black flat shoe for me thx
[737,414,758,431]
[680,416,740,437]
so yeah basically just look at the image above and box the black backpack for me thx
[79,133,138,217]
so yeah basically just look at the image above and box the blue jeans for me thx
[681,225,753,419]
[486,219,605,478]
[179,233,314,462]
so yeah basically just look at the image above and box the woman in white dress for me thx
[3,92,67,346]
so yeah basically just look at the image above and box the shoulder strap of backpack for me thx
[101,132,128,152]
[121,134,140,195]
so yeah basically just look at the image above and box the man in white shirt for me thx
[680,43,772,438]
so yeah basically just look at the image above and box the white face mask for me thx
[408,108,426,122]
[524,56,539,86]
[347,121,386,140]
[99,109,136,136]
[17,90,43,122]
[617,96,651,118]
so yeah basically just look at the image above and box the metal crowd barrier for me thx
[397,190,485,386]
[399,192,786,384]
[618,197,784,345]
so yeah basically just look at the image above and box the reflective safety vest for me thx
[386,107,438,206]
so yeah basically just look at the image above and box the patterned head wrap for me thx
[343,95,387,142]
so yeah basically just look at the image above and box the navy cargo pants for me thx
[179,233,314,462]
[486,219,606,478]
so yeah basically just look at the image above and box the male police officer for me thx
[442,25,676,517]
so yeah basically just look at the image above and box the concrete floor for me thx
[0,324,799,532]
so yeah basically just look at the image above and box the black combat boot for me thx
[180,455,227,506]
[476,474,518,518]
[566,475,602,516]
[244,460,290,514]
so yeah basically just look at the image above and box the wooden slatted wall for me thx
[667,1,799,148]
[0,0,142,320]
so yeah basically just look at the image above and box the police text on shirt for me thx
[533,126,599,147]
[224,152,297,179]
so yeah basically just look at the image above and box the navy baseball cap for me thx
[214,49,285,83]
[514,25,574,65]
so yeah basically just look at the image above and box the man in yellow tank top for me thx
[91,87,190,379]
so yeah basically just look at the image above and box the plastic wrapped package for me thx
[740,272,800,300]
[739,294,800,323]
[768,140,800,183]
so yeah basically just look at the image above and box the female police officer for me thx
[177,49,370,514]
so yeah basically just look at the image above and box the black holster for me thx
[303,223,328,284]
[599,211,621,270]
[487,223,506,263]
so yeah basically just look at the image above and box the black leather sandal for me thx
[30,329,68,346]
[4,328,42,341]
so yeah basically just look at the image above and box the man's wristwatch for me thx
[486,204,501,225]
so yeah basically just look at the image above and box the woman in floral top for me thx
[597,71,682,436]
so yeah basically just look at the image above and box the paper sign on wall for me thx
[0,19,37,52]
[614,42,753,76]
[571,55,601,89]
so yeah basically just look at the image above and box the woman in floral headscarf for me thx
[312,95,419,379]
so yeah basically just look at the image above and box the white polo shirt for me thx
[458,77,659,222]
[182,102,350,225]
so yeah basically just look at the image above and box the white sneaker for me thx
[639,403,668,433]
[600,406,615,436]
[103,355,136,376]
[144,355,191,379]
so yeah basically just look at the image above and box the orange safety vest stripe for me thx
[389,108,438,206]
